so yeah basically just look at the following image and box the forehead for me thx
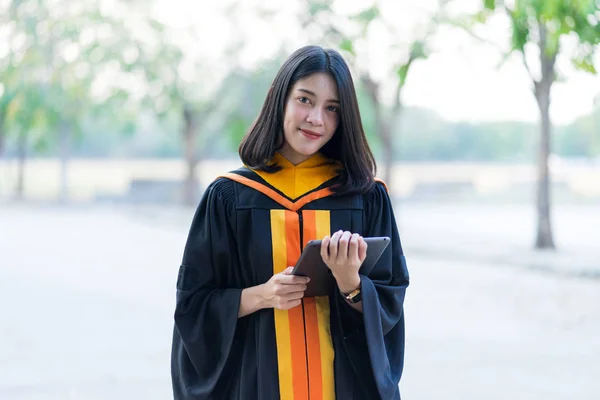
[291,72,339,98]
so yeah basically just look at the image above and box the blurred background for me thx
[1,0,599,399]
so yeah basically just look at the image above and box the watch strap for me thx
[341,288,362,304]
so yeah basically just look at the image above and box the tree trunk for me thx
[532,24,557,250]
[15,130,26,200]
[58,121,71,203]
[183,106,199,206]
[361,75,404,190]
[534,81,555,249]
[361,76,393,185]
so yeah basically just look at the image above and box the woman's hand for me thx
[321,230,367,293]
[260,267,309,310]
[239,268,308,318]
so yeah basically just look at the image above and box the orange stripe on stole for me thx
[285,211,309,400]
[302,210,335,400]
[271,210,308,400]
[272,209,335,399]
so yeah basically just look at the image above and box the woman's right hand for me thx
[260,267,310,310]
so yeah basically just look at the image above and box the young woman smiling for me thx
[171,45,409,400]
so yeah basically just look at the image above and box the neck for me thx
[277,148,312,166]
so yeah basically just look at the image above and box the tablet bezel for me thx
[291,236,391,297]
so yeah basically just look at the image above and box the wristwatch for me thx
[341,288,362,304]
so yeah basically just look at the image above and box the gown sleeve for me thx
[335,181,410,399]
[170,178,243,400]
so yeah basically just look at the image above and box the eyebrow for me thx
[297,88,340,104]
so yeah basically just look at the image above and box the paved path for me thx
[1,203,598,399]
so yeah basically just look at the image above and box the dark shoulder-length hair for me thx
[238,45,377,195]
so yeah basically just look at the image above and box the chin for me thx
[296,145,322,156]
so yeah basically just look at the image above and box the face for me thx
[279,72,340,165]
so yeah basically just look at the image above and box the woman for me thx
[171,45,409,400]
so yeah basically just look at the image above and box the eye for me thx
[326,105,338,113]
[298,97,311,104]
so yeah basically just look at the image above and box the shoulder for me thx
[363,178,390,205]
[202,176,237,208]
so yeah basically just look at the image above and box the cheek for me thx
[284,105,302,127]
[327,115,340,136]
[282,109,294,133]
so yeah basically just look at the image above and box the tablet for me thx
[291,236,390,297]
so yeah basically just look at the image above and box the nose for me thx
[306,108,324,126]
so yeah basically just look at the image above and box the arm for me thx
[361,182,409,398]
[172,180,243,399]
[336,182,410,399]
[238,285,266,318]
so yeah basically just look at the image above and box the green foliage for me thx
[396,65,410,89]
[410,40,427,59]
[350,5,380,25]
[396,40,429,88]
[509,8,530,52]
[572,54,598,73]
[0,0,146,155]
[484,0,496,10]
[339,38,356,56]
[502,0,599,70]
[308,0,334,16]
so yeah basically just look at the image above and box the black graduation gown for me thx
[171,167,409,400]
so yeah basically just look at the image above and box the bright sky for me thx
[154,0,600,126]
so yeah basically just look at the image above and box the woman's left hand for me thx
[321,230,367,293]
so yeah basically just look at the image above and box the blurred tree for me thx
[134,4,246,206]
[1,1,41,198]
[134,26,201,206]
[1,0,141,201]
[299,0,450,189]
[222,55,289,151]
[467,0,600,249]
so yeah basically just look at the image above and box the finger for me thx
[320,236,330,262]
[275,283,307,296]
[358,236,368,263]
[337,231,353,261]
[282,266,294,275]
[283,283,308,293]
[329,230,343,259]
[348,233,360,260]
[282,299,302,310]
[283,289,306,300]
[279,274,310,285]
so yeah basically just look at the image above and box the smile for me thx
[300,129,322,140]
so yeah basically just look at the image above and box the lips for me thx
[300,129,322,140]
